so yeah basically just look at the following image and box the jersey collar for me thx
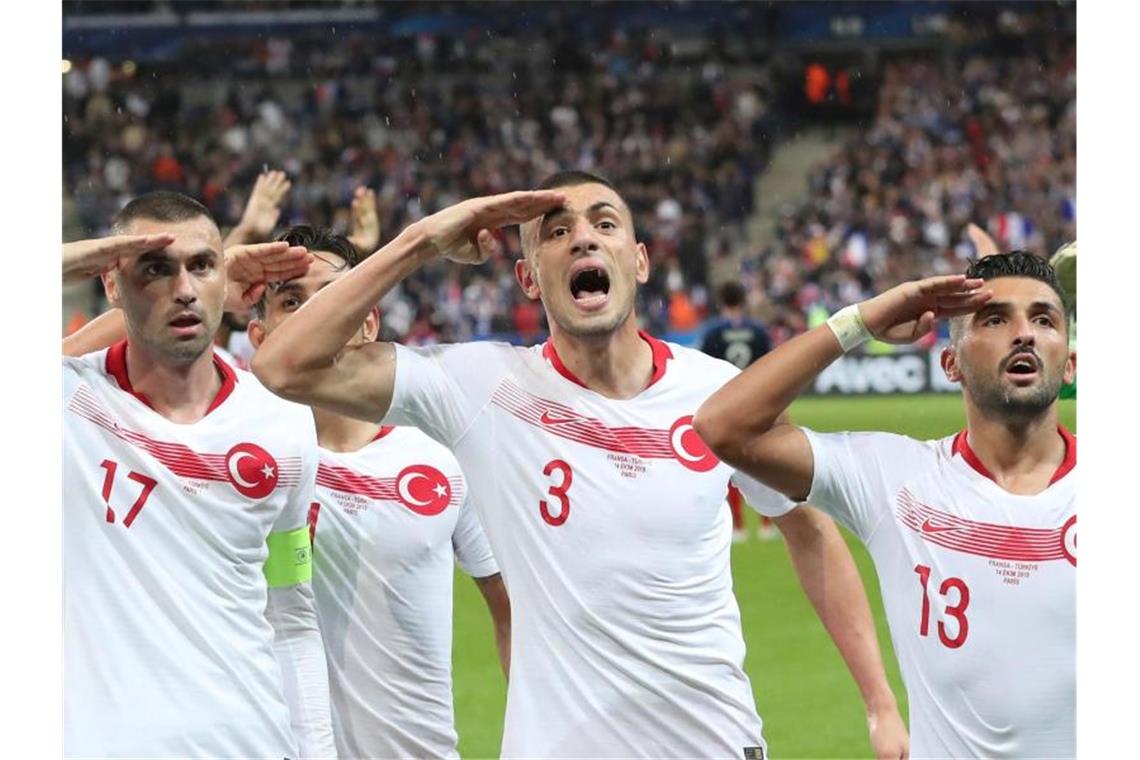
[952,424,1076,486]
[542,330,673,390]
[374,425,396,441]
[105,339,238,416]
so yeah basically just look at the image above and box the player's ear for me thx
[515,257,541,300]
[941,345,963,384]
[247,318,266,349]
[634,242,650,285]
[102,270,121,308]
[1063,348,1076,385]
[362,305,381,342]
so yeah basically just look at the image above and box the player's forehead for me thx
[545,182,631,221]
[122,215,222,258]
[980,276,1064,311]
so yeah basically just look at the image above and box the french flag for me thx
[995,212,1034,250]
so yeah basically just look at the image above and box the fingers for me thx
[226,243,311,282]
[259,170,292,203]
[227,241,291,258]
[472,190,568,227]
[105,233,176,259]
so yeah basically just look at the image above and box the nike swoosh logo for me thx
[540,410,579,426]
[921,518,959,534]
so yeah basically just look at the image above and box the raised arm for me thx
[251,190,566,422]
[694,275,989,500]
[223,170,293,248]
[346,186,381,254]
[775,506,907,759]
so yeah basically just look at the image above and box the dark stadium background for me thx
[61,2,1077,756]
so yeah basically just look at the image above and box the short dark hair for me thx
[253,224,365,318]
[278,224,363,267]
[966,251,1069,310]
[112,191,214,233]
[950,251,1070,342]
[536,169,623,199]
[718,282,746,309]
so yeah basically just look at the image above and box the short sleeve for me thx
[730,469,797,518]
[801,428,907,541]
[387,342,512,448]
[452,498,499,579]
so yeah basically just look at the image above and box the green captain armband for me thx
[263,526,313,588]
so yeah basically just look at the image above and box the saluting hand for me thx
[223,241,312,311]
[411,190,567,265]
[62,233,176,284]
[859,274,992,344]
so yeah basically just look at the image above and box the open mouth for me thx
[569,265,611,307]
[1004,353,1040,377]
[168,313,203,333]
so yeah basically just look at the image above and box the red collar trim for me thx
[952,425,1076,486]
[374,425,396,441]
[542,330,673,390]
[105,339,238,416]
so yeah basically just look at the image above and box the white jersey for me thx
[63,342,319,759]
[803,426,1076,758]
[387,334,792,759]
[311,425,499,759]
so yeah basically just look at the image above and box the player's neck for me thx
[549,317,652,399]
[962,403,1066,494]
[124,341,223,424]
[312,406,382,453]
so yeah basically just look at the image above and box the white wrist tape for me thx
[826,304,872,352]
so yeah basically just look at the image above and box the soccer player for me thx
[246,225,511,759]
[694,253,1075,757]
[700,281,776,541]
[253,173,908,759]
[62,191,336,758]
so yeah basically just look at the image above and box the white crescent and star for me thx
[397,471,439,507]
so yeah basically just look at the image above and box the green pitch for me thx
[450,394,1077,758]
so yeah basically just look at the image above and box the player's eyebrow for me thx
[539,201,622,229]
[1030,300,1064,315]
[135,247,216,264]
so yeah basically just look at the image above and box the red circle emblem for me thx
[669,415,720,472]
[1060,514,1076,567]
[395,464,452,516]
[224,443,280,499]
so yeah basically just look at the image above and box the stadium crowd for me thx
[742,41,1076,346]
[63,20,776,343]
[63,7,1073,347]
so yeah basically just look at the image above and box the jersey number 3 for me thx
[539,459,573,526]
[914,564,970,648]
[100,459,158,528]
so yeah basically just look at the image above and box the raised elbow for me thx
[693,402,735,459]
[251,348,301,399]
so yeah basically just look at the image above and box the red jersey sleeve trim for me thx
[374,425,396,441]
[542,331,674,390]
[105,339,238,416]
[953,425,1077,486]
